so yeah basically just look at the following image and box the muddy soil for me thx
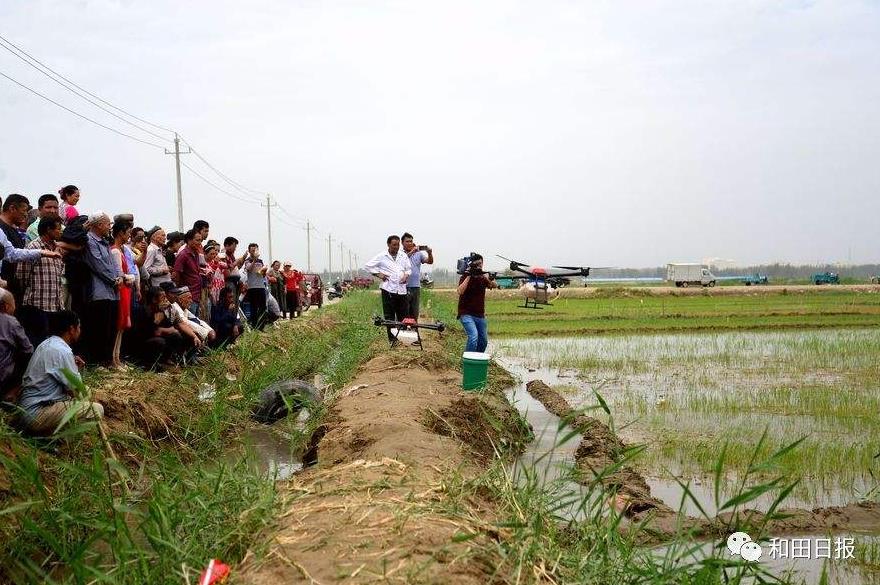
[238,350,529,584]
[525,380,880,544]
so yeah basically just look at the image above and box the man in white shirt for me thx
[364,235,411,345]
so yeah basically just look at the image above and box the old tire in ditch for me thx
[251,379,323,425]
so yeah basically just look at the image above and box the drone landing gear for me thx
[372,316,446,350]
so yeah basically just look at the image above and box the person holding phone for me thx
[401,232,433,325]
[243,243,269,330]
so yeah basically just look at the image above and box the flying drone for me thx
[496,255,606,309]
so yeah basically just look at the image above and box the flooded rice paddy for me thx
[497,328,880,584]
[496,329,880,507]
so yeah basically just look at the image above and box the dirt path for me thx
[525,380,880,544]
[238,349,528,584]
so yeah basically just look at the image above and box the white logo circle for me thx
[741,541,763,562]
[727,532,752,556]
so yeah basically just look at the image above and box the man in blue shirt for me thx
[401,233,433,323]
[82,212,122,365]
[18,310,104,435]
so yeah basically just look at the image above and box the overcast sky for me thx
[1,0,877,272]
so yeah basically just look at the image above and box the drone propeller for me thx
[552,266,615,270]
[497,255,530,268]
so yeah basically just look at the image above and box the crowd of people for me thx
[0,187,312,435]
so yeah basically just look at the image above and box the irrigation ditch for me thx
[0,293,383,584]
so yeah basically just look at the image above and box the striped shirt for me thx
[15,237,64,312]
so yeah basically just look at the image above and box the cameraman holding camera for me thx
[457,253,497,353]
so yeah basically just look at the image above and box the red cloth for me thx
[283,269,303,292]
[198,559,230,584]
[115,246,131,329]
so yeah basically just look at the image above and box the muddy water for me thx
[503,363,591,520]
[496,347,880,584]
[241,426,304,480]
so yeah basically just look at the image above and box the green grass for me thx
[477,290,880,336]
[0,292,382,584]
[451,424,812,583]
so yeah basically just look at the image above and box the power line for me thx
[0,68,167,149]
[179,138,265,202]
[180,160,262,204]
[0,32,174,134]
[274,215,300,228]
[276,203,308,226]
[0,35,357,259]
[0,34,267,209]
[0,36,173,144]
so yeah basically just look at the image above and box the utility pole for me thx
[164,132,191,231]
[348,249,353,279]
[304,221,312,272]
[327,233,334,278]
[339,242,344,279]
[261,194,278,260]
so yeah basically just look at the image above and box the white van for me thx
[666,263,717,287]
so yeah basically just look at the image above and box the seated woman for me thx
[210,287,242,347]
[18,310,104,435]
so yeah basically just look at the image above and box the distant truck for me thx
[812,272,840,285]
[667,263,717,288]
[742,273,769,286]
[494,276,520,290]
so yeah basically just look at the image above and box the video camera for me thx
[456,253,496,279]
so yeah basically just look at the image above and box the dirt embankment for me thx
[238,350,530,585]
[526,380,880,544]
